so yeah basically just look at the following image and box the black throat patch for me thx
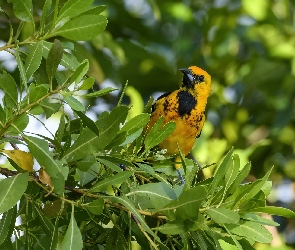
[177,90,197,116]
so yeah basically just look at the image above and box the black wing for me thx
[151,92,171,113]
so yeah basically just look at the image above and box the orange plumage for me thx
[147,66,211,158]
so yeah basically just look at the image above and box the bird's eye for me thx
[195,75,204,83]
[198,75,204,82]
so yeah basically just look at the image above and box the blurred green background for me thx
[0,0,295,248]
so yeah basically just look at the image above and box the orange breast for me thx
[158,118,197,155]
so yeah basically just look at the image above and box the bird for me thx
[147,66,211,185]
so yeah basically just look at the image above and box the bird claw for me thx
[176,169,185,187]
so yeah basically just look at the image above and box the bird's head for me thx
[179,66,211,97]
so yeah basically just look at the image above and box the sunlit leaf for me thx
[56,0,94,24]
[69,59,89,85]
[63,95,85,111]
[2,149,34,172]
[250,206,295,218]
[226,220,272,243]
[209,148,234,195]
[78,77,95,90]
[52,15,107,41]
[206,208,240,224]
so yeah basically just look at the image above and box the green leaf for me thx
[63,128,99,162]
[223,226,244,250]
[228,162,251,194]
[191,231,209,250]
[0,173,29,213]
[209,148,234,195]
[224,154,240,193]
[78,5,107,16]
[35,205,54,236]
[78,161,100,186]
[107,196,160,241]
[46,39,64,83]
[119,128,141,146]
[206,208,240,224]
[90,171,134,193]
[144,117,176,151]
[51,172,65,196]
[96,157,122,172]
[7,0,33,22]
[52,15,108,41]
[183,159,198,189]
[85,198,104,215]
[43,41,80,71]
[60,205,83,250]
[70,59,89,85]
[120,113,150,134]
[0,72,18,109]
[157,221,186,235]
[159,186,207,221]
[242,213,279,226]
[76,111,99,136]
[136,162,155,176]
[82,87,118,98]
[185,214,207,232]
[78,77,95,90]
[25,41,43,79]
[39,0,52,34]
[63,95,85,111]
[6,114,29,135]
[55,115,65,144]
[127,182,176,209]
[226,220,272,243]
[56,0,94,25]
[226,167,273,209]
[261,181,272,196]
[40,99,61,118]
[0,206,17,245]
[250,206,295,218]
[29,84,49,103]
[23,135,66,178]
[15,49,27,91]
[76,154,97,172]
[95,105,129,150]
[64,106,128,162]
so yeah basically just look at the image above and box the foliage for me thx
[0,0,294,249]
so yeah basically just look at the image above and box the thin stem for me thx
[0,86,63,136]
[117,80,128,107]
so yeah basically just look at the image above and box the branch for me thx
[0,167,168,220]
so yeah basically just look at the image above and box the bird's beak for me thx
[179,68,190,75]
[179,68,194,88]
